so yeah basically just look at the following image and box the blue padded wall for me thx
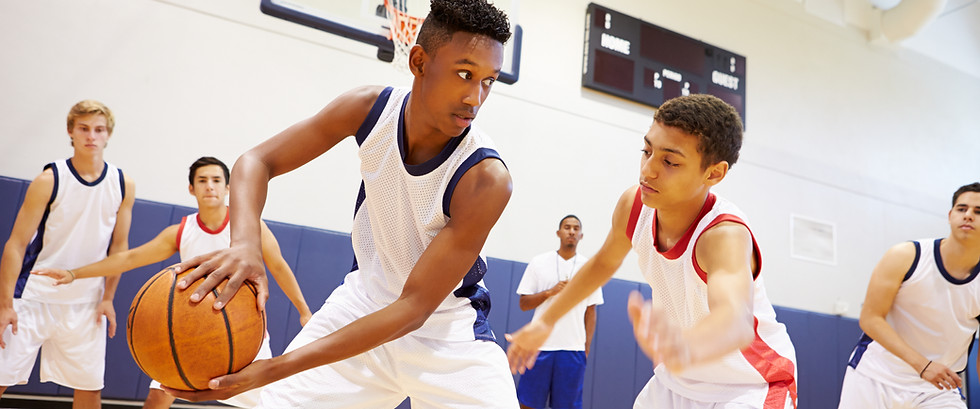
[3,174,924,409]
[263,221,305,355]
[106,199,178,400]
[589,279,643,409]
[0,177,27,245]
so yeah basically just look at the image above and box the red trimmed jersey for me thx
[626,188,797,406]
[176,210,230,260]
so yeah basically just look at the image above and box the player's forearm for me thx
[519,291,551,311]
[74,250,147,280]
[273,267,311,317]
[269,297,428,380]
[539,259,613,325]
[860,314,929,373]
[0,243,26,305]
[102,275,121,301]
[229,153,271,249]
[584,305,597,352]
[683,304,754,365]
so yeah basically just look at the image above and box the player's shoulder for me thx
[337,85,391,110]
[883,241,920,263]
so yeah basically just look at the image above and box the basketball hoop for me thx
[384,0,425,74]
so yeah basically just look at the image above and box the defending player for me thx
[0,100,136,409]
[33,156,312,409]
[163,1,519,407]
[838,183,980,408]
[507,94,798,409]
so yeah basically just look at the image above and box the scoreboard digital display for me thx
[582,3,747,125]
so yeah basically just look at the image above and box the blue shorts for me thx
[516,350,587,409]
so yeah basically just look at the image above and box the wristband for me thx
[919,360,932,378]
[66,269,76,282]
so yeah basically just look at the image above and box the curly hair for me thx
[415,0,511,54]
[952,182,980,207]
[653,94,743,169]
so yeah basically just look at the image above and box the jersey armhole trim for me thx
[625,187,643,240]
[176,216,188,250]
[692,213,762,283]
[117,168,126,199]
[43,162,59,206]
[903,241,921,282]
[354,86,394,146]
[442,148,502,218]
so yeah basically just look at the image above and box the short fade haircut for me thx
[188,156,230,186]
[558,214,581,230]
[415,0,511,55]
[654,94,743,170]
[67,100,115,135]
[952,182,980,207]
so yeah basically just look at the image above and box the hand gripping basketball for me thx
[127,266,266,391]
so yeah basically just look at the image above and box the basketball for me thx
[126,266,265,391]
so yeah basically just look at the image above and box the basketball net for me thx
[384,0,425,75]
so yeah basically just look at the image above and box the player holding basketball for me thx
[0,100,136,409]
[164,0,518,407]
[33,156,312,409]
[507,94,797,409]
[838,182,980,409]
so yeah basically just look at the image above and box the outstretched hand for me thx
[162,358,272,402]
[505,319,554,374]
[173,245,269,312]
[627,291,691,372]
[920,361,963,390]
[31,268,74,285]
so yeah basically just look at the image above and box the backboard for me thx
[259,0,523,84]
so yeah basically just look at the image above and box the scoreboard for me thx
[582,3,747,124]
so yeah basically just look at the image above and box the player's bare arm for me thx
[98,173,136,339]
[686,221,755,363]
[517,281,568,311]
[508,185,634,373]
[860,242,962,390]
[174,85,385,311]
[166,157,512,402]
[259,220,312,325]
[584,304,597,357]
[33,224,179,284]
[0,170,54,348]
[627,222,755,373]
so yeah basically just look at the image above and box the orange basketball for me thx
[126,266,265,391]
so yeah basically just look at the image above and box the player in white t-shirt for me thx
[34,156,312,409]
[838,182,980,409]
[507,94,797,409]
[161,1,518,408]
[516,215,603,409]
[0,100,136,409]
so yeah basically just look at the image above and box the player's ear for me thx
[704,161,729,187]
[408,44,426,76]
[187,184,194,196]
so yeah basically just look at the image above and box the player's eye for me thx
[482,77,495,87]
[457,71,471,80]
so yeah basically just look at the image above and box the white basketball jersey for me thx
[177,210,231,260]
[16,159,124,304]
[626,189,797,404]
[340,87,503,342]
[848,238,980,392]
